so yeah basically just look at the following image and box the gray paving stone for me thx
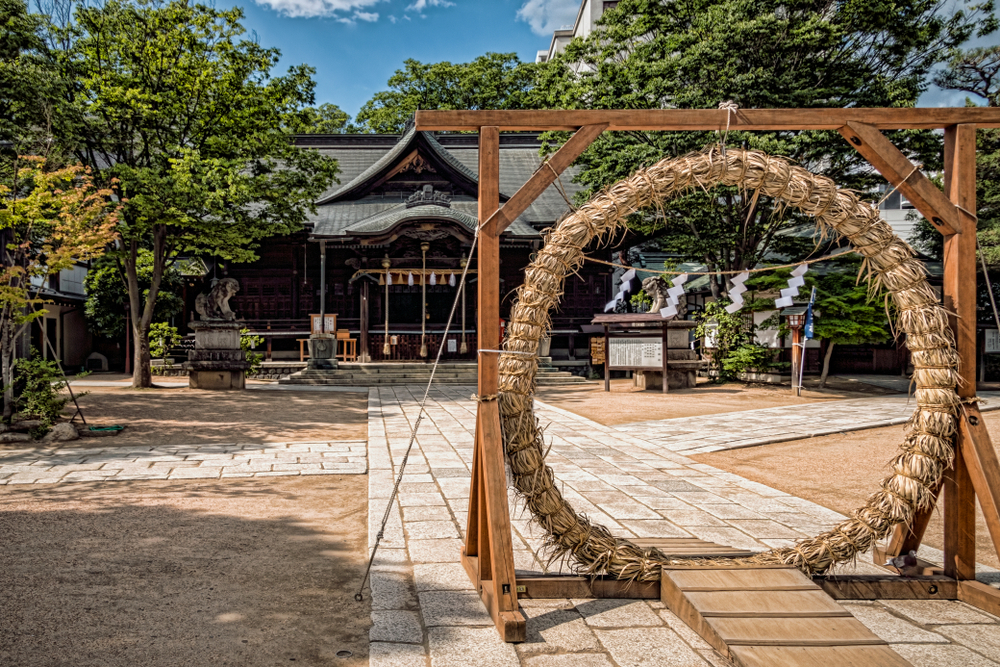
[413,563,473,592]
[842,602,948,643]
[574,599,663,628]
[891,643,1000,667]
[881,600,999,626]
[404,520,460,540]
[369,641,427,667]
[418,591,493,627]
[370,610,423,644]
[408,538,464,563]
[370,568,418,611]
[936,624,1000,660]
[517,604,600,655]
[427,626,520,667]
[521,654,615,667]
[594,627,707,667]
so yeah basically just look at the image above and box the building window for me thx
[603,1,620,10]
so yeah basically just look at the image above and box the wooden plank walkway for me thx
[661,566,912,667]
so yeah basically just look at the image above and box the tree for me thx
[46,0,340,387]
[535,0,995,297]
[0,0,62,155]
[748,263,892,387]
[0,156,118,419]
[355,53,540,133]
[83,252,183,339]
[285,103,353,134]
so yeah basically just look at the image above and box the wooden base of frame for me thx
[461,552,526,642]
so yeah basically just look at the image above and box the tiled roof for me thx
[310,199,538,238]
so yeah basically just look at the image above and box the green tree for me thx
[355,52,540,133]
[0,157,118,419]
[748,263,892,386]
[46,0,340,387]
[83,252,183,339]
[0,0,62,154]
[286,103,353,134]
[535,0,995,297]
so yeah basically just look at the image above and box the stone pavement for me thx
[0,440,367,484]
[367,385,1000,667]
[613,390,1000,456]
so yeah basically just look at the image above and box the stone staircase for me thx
[278,358,589,387]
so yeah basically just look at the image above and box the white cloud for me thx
[516,0,578,36]
[406,0,455,12]
[252,0,381,19]
[388,14,397,22]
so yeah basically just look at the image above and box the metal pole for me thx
[319,241,327,334]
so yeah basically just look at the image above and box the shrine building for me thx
[211,127,612,364]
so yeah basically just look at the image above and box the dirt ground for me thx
[0,475,370,667]
[537,376,894,425]
[694,413,1000,570]
[49,386,367,449]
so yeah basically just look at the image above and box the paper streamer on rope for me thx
[774,264,808,308]
[659,274,688,317]
[408,272,414,286]
[449,272,456,287]
[429,272,436,286]
[387,271,393,286]
[725,272,751,314]
[605,267,639,312]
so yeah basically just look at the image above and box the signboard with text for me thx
[609,337,662,369]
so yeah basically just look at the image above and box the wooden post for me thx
[604,324,610,392]
[790,326,803,396]
[662,322,669,394]
[359,280,369,363]
[461,126,525,642]
[940,124,978,580]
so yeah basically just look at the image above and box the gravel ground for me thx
[694,412,1000,570]
[0,476,370,667]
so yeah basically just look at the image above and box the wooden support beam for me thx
[487,124,607,235]
[958,579,1000,617]
[877,486,941,563]
[818,575,956,601]
[958,405,1000,565]
[414,108,1000,132]
[463,126,525,643]
[942,123,979,581]
[839,122,961,236]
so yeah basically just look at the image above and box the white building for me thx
[535,1,620,63]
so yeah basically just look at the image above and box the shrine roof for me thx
[309,199,539,238]
[295,131,584,228]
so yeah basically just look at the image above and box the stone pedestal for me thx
[183,321,250,390]
[307,333,338,370]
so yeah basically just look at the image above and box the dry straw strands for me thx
[498,146,959,580]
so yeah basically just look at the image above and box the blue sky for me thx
[217,0,579,118]
[216,0,993,119]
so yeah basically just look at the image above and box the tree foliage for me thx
[0,156,118,418]
[83,252,183,339]
[355,53,540,133]
[535,0,995,296]
[43,0,340,387]
[285,103,354,134]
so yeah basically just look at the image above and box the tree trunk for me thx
[2,324,13,421]
[820,341,836,388]
[124,226,168,388]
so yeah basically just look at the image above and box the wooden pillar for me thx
[360,280,370,363]
[462,126,525,642]
[661,323,669,394]
[604,324,610,392]
[942,124,978,580]
[790,326,803,396]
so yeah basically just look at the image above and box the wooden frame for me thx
[413,108,1000,641]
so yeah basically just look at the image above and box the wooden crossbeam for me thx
[489,124,607,236]
[414,108,1000,132]
[838,121,961,235]
[958,405,1000,563]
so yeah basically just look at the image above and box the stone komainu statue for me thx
[642,275,686,316]
[195,277,240,321]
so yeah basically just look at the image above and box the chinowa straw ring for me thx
[498,146,960,579]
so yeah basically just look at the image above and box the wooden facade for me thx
[211,128,611,361]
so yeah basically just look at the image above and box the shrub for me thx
[12,352,71,430]
[240,328,264,375]
[721,344,778,376]
[149,322,181,359]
